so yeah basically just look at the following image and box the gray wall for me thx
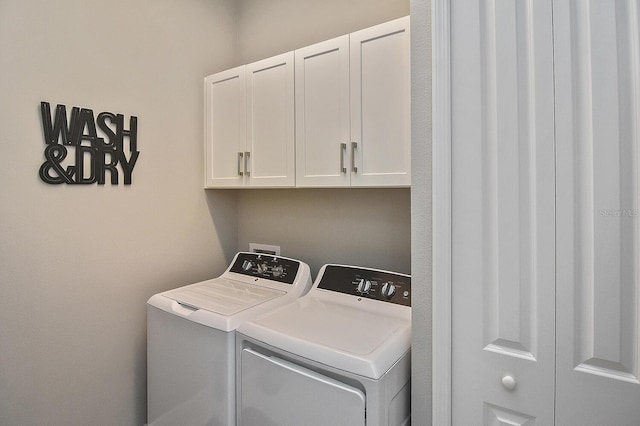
[410,0,433,424]
[236,0,409,64]
[0,0,420,424]
[237,189,411,277]
[234,0,412,279]
[0,1,238,424]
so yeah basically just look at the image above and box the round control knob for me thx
[501,375,517,391]
[242,260,253,271]
[256,263,268,274]
[357,279,372,294]
[272,265,284,277]
[381,283,396,299]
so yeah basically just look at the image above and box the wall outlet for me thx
[249,243,281,256]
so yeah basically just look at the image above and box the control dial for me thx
[272,265,284,277]
[256,263,268,274]
[381,282,396,299]
[242,260,253,271]
[356,279,372,294]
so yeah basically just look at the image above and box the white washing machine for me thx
[236,264,412,426]
[147,252,312,426]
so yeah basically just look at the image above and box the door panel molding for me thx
[450,0,555,423]
[431,0,453,422]
[479,0,541,362]
[483,403,535,426]
[554,0,640,423]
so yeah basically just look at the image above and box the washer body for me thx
[147,252,312,426]
[236,264,412,426]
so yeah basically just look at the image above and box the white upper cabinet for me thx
[295,35,351,187]
[246,52,296,187]
[205,17,409,189]
[204,54,295,188]
[295,16,411,188]
[350,16,411,187]
[204,66,246,188]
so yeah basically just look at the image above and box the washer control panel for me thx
[317,265,411,306]
[229,253,300,285]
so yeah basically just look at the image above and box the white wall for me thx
[234,0,412,279]
[0,1,238,424]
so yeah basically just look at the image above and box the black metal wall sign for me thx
[38,101,140,185]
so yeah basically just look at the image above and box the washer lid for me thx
[237,295,411,379]
[163,278,285,316]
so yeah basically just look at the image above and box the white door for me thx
[450,0,556,423]
[295,35,351,187]
[204,66,246,188]
[246,52,295,187]
[350,16,411,187]
[450,0,640,424]
[554,1,640,424]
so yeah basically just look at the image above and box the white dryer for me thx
[236,264,412,426]
[147,252,312,426]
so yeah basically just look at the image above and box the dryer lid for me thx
[237,296,411,379]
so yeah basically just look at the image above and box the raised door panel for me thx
[484,404,535,426]
[295,36,351,187]
[451,0,555,424]
[350,16,411,187]
[554,1,640,424]
[204,67,246,188]
[246,52,295,187]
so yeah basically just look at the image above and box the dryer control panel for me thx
[317,265,411,306]
[229,253,300,285]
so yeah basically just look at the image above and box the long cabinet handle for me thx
[238,152,244,176]
[340,143,347,173]
[351,142,358,173]
[244,151,251,176]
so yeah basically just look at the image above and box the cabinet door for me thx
[295,36,351,187]
[204,66,246,188]
[246,52,295,187]
[450,0,556,423]
[350,16,411,187]
[554,1,640,424]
